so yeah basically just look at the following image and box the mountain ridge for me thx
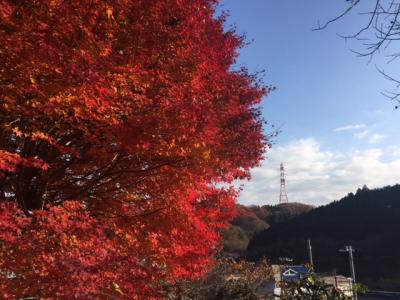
[223,202,313,253]
[246,184,400,290]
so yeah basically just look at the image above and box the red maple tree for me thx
[0,0,268,298]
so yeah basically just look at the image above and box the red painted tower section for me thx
[279,163,289,204]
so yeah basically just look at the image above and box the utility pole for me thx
[307,239,314,272]
[339,245,357,300]
[333,268,338,288]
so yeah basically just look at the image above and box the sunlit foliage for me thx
[0,0,267,298]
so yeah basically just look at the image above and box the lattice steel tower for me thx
[279,163,289,204]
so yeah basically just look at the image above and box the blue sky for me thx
[219,1,400,206]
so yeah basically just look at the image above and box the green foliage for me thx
[354,283,368,294]
[280,274,351,300]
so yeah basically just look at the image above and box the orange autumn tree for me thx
[0,0,268,298]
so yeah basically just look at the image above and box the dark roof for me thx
[282,265,310,282]
[283,265,309,274]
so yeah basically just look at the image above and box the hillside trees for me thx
[0,0,268,298]
[247,185,400,290]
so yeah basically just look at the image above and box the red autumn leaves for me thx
[0,0,267,298]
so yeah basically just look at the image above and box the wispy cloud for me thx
[368,134,385,144]
[354,130,369,139]
[238,138,400,206]
[353,130,385,144]
[333,124,366,132]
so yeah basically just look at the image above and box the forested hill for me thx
[223,202,313,253]
[246,184,400,290]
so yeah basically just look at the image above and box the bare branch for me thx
[315,1,400,109]
[313,0,361,31]
[338,0,381,39]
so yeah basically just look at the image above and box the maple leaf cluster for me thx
[0,0,268,298]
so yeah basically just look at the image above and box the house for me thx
[272,264,310,298]
[281,265,310,282]
[272,264,310,284]
[272,265,356,299]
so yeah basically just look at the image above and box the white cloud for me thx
[368,133,385,144]
[353,130,385,144]
[353,130,369,140]
[389,146,400,158]
[238,138,400,207]
[333,124,366,132]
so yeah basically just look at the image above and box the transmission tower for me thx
[279,163,289,204]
